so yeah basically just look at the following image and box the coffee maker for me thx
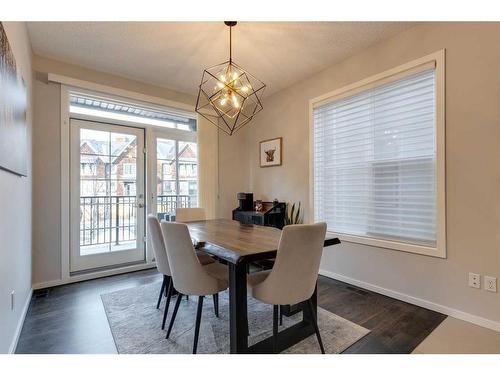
[237,192,254,211]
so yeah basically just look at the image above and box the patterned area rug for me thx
[101,282,369,354]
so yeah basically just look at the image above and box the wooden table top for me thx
[186,219,340,265]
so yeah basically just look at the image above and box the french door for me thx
[70,119,146,272]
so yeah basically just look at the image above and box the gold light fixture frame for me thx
[195,21,266,135]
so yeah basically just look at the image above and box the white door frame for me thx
[69,119,146,272]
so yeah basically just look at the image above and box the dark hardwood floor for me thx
[317,276,446,353]
[16,269,160,354]
[16,269,446,354]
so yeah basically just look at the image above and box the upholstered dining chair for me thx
[175,207,206,223]
[246,222,328,353]
[160,221,228,354]
[147,215,215,330]
[176,207,216,273]
[175,207,216,286]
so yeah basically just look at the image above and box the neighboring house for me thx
[80,137,137,197]
[79,137,198,245]
[156,141,198,204]
[80,138,197,200]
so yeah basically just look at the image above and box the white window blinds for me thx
[313,68,437,247]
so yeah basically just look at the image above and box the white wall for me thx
[0,22,33,353]
[217,126,252,218]
[31,76,62,285]
[232,22,500,328]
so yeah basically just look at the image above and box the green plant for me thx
[284,202,303,226]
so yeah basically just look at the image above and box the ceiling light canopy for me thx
[195,21,266,135]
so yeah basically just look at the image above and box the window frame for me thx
[309,50,446,258]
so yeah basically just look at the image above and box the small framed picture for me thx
[259,137,282,167]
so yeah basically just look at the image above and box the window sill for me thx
[330,232,446,258]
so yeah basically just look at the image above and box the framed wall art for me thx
[0,22,28,177]
[259,137,282,168]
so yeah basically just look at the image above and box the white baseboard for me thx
[319,269,500,333]
[32,263,156,290]
[9,288,33,354]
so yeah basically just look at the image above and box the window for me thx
[312,52,445,257]
[122,162,136,178]
[80,161,96,176]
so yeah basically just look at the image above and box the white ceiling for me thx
[27,22,416,97]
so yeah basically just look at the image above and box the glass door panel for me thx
[178,141,198,210]
[154,136,198,221]
[156,138,177,221]
[70,119,145,272]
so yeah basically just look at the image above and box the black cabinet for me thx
[232,202,286,229]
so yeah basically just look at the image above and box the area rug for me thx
[101,282,369,354]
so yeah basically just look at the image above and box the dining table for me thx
[186,218,341,354]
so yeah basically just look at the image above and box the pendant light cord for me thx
[229,25,232,63]
[224,21,237,63]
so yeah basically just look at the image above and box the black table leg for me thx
[246,282,318,354]
[229,262,248,354]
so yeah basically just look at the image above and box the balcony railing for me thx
[156,194,192,218]
[80,194,194,247]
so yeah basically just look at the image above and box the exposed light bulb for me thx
[220,98,227,106]
[220,75,226,82]
[217,81,224,88]
[241,86,249,92]
[232,94,239,108]
[232,72,238,80]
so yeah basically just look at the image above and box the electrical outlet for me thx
[468,273,480,289]
[484,276,497,293]
[10,291,15,310]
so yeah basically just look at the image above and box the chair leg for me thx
[166,292,183,339]
[156,275,167,309]
[161,277,174,330]
[306,298,325,354]
[212,294,219,317]
[273,305,279,353]
[279,305,283,326]
[193,296,204,354]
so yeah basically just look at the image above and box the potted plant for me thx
[284,202,303,226]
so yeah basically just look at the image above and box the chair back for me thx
[255,223,327,305]
[160,221,221,296]
[175,207,206,223]
[147,215,171,276]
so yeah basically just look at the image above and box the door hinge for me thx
[143,236,147,243]
[143,148,147,154]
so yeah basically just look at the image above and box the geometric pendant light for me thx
[195,21,266,135]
